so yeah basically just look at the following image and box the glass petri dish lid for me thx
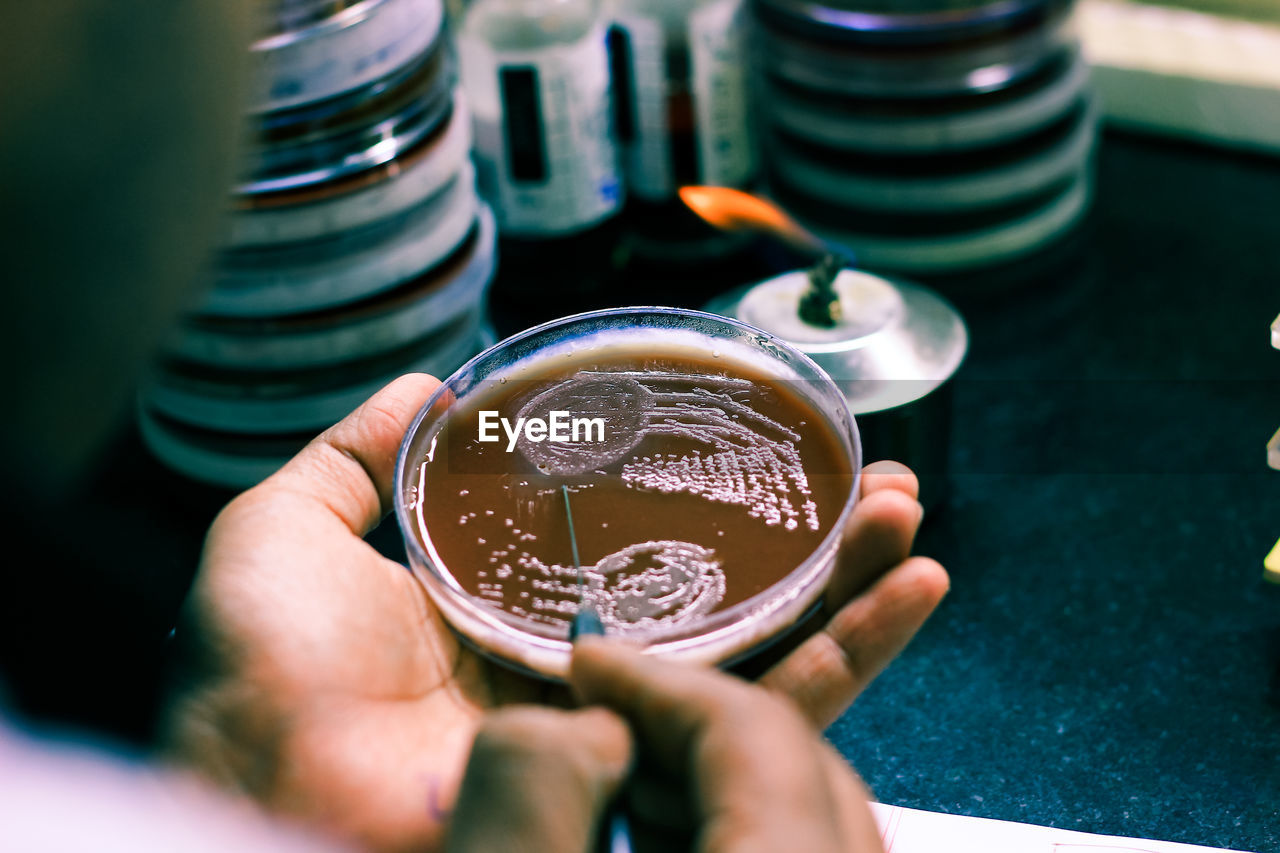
[393,307,862,679]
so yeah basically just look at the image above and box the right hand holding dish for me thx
[447,639,887,853]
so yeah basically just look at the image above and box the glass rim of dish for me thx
[393,306,862,679]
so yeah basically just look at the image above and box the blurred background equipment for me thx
[609,0,755,200]
[707,259,967,508]
[138,0,1280,508]
[607,0,761,268]
[678,186,965,507]
[140,0,496,489]
[1269,313,1280,584]
[455,0,624,317]
[1079,0,1280,157]
[751,0,1099,275]
[457,0,622,238]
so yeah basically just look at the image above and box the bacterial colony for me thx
[411,357,851,635]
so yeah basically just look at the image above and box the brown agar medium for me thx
[397,310,861,679]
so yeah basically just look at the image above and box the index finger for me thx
[447,706,632,853]
[570,640,845,851]
[570,640,766,773]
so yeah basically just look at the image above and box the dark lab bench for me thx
[829,131,1280,853]
[6,130,1278,853]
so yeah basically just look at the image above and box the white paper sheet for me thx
[870,803,1254,853]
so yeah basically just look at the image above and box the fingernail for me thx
[573,635,609,652]
[865,460,913,477]
[568,635,610,689]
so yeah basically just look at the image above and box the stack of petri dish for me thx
[141,0,496,489]
[752,0,1097,275]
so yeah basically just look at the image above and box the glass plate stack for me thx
[752,0,1097,274]
[141,0,495,489]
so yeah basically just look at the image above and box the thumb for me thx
[240,372,441,537]
[446,706,633,853]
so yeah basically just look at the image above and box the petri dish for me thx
[393,307,862,679]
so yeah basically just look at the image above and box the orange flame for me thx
[679,186,822,250]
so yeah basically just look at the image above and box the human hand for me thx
[447,639,884,853]
[162,374,945,851]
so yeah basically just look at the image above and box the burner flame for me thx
[679,186,823,251]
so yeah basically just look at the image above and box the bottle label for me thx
[610,0,754,201]
[689,0,755,188]
[610,14,673,200]
[462,26,622,236]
